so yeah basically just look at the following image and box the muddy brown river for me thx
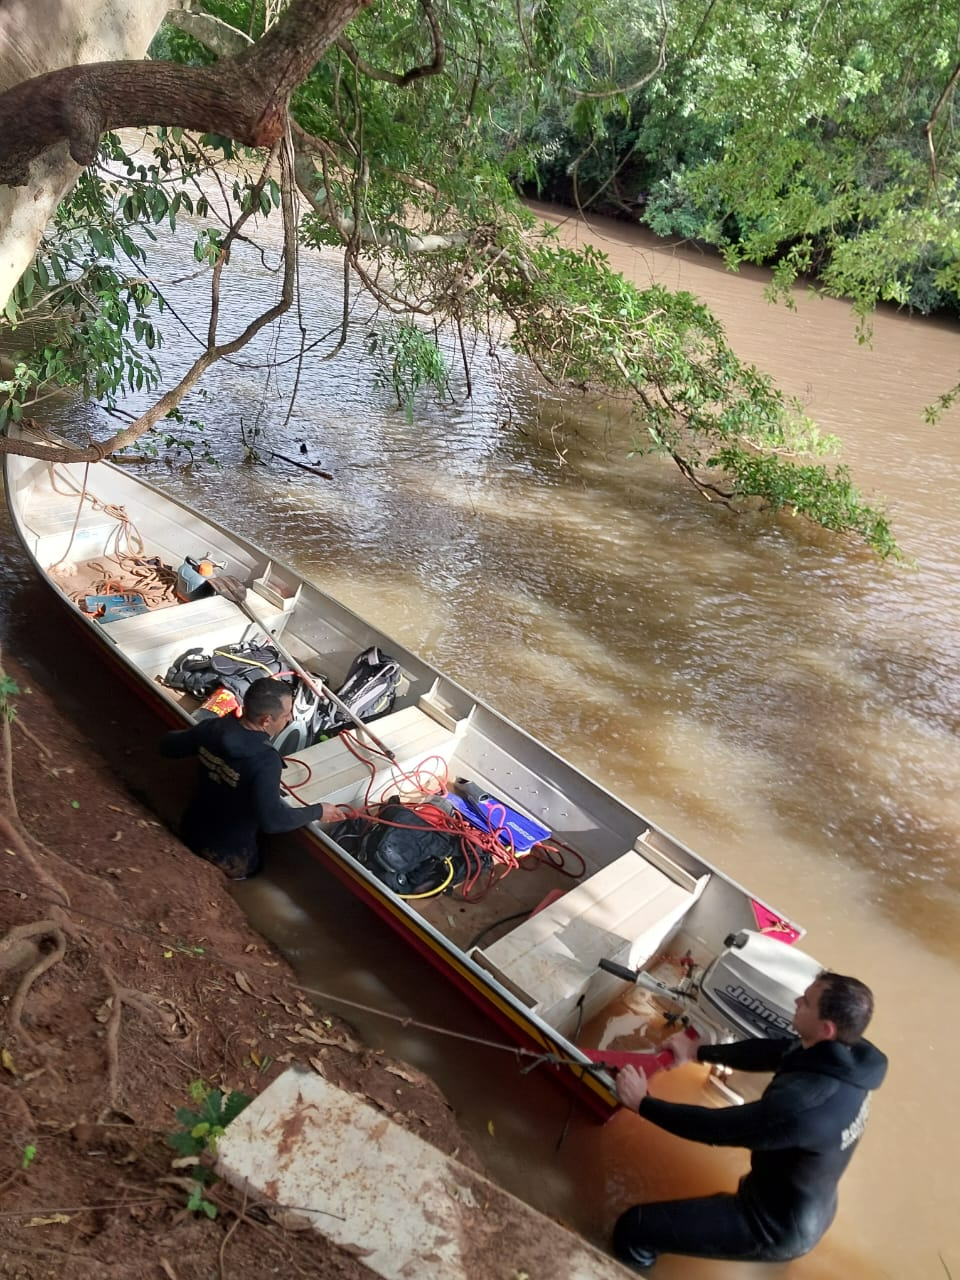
[3,200,958,1278]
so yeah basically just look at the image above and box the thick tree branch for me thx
[924,58,960,186]
[572,0,668,101]
[0,0,371,187]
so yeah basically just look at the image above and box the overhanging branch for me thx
[334,0,445,86]
[0,141,300,463]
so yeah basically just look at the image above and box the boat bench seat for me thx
[101,591,286,677]
[472,846,709,1033]
[281,701,458,809]
[19,477,124,566]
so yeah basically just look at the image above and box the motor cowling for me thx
[698,929,823,1039]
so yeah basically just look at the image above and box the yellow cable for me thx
[212,649,278,676]
[398,858,455,900]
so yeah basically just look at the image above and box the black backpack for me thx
[310,646,401,739]
[327,802,468,896]
[163,640,287,700]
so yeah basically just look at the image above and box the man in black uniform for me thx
[159,677,337,879]
[612,971,886,1270]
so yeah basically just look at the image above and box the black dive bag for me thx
[327,803,467,896]
[163,640,286,700]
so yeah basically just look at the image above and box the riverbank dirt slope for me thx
[0,651,492,1279]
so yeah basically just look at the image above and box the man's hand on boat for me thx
[616,1064,649,1111]
[616,1030,700,1110]
[663,1027,700,1066]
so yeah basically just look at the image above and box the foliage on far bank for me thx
[520,0,960,337]
[0,0,898,556]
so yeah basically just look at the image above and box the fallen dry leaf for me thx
[1,1047,17,1075]
[384,1062,426,1086]
[265,1207,314,1232]
[26,1214,72,1226]
[234,971,256,996]
[294,1025,340,1048]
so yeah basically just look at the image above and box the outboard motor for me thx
[599,928,823,1044]
[595,929,824,1102]
[698,930,823,1039]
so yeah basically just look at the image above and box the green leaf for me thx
[220,1090,253,1126]
[166,1130,203,1157]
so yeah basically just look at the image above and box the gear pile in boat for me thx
[327,800,479,898]
[162,641,401,750]
[328,786,555,900]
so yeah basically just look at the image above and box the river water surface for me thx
[3,201,958,1279]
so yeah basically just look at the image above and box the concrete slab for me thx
[217,1065,631,1280]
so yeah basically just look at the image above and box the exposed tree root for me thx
[0,651,186,1116]
[0,813,71,908]
[100,965,197,1110]
[0,919,42,976]
[5,919,66,1041]
[219,1185,248,1280]
[13,715,52,758]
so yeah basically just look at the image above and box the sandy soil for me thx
[0,651,485,1280]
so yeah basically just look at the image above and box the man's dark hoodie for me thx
[638,1035,888,1257]
[159,714,326,875]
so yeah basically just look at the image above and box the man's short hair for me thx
[243,677,292,720]
[816,971,874,1043]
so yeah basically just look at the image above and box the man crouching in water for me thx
[612,971,886,1270]
[159,677,338,880]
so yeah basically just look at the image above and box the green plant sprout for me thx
[166,1080,251,1220]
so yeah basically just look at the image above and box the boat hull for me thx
[3,443,807,1121]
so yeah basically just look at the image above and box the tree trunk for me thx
[0,0,370,312]
[0,0,177,311]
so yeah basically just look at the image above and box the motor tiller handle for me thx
[599,957,640,983]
